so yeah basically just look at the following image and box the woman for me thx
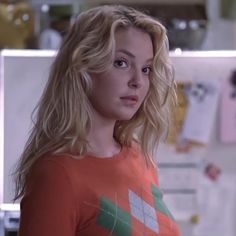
[14,5,181,236]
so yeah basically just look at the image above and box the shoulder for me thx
[127,142,143,156]
[32,152,85,172]
[128,142,156,166]
[31,154,75,176]
[128,142,159,184]
[27,154,84,192]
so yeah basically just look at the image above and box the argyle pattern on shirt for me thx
[95,183,175,236]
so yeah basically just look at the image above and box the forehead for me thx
[114,27,154,57]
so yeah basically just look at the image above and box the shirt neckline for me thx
[85,145,129,162]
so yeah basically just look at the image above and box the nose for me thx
[128,69,143,89]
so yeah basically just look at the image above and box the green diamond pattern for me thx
[97,197,132,236]
[151,184,175,221]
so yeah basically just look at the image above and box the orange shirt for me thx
[19,145,181,236]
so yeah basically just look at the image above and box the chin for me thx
[115,112,137,121]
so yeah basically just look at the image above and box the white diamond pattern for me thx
[129,190,159,233]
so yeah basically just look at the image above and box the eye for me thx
[114,59,128,68]
[142,66,152,76]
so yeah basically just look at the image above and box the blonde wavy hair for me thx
[14,5,175,200]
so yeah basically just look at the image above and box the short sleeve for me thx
[18,158,78,236]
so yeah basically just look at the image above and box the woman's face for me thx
[89,27,153,122]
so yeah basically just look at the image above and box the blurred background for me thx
[0,0,236,236]
[0,0,236,50]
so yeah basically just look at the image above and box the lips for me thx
[120,95,138,102]
[120,95,139,106]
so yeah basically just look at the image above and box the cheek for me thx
[143,80,150,97]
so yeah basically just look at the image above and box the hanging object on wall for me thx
[167,82,204,153]
[220,70,236,143]
[181,80,221,145]
[221,0,236,20]
[167,82,189,145]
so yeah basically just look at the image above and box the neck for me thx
[86,110,121,157]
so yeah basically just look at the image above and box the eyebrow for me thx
[116,49,153,63]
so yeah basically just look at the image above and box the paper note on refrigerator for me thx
[220,71,236,143]
[181,80,220,144]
